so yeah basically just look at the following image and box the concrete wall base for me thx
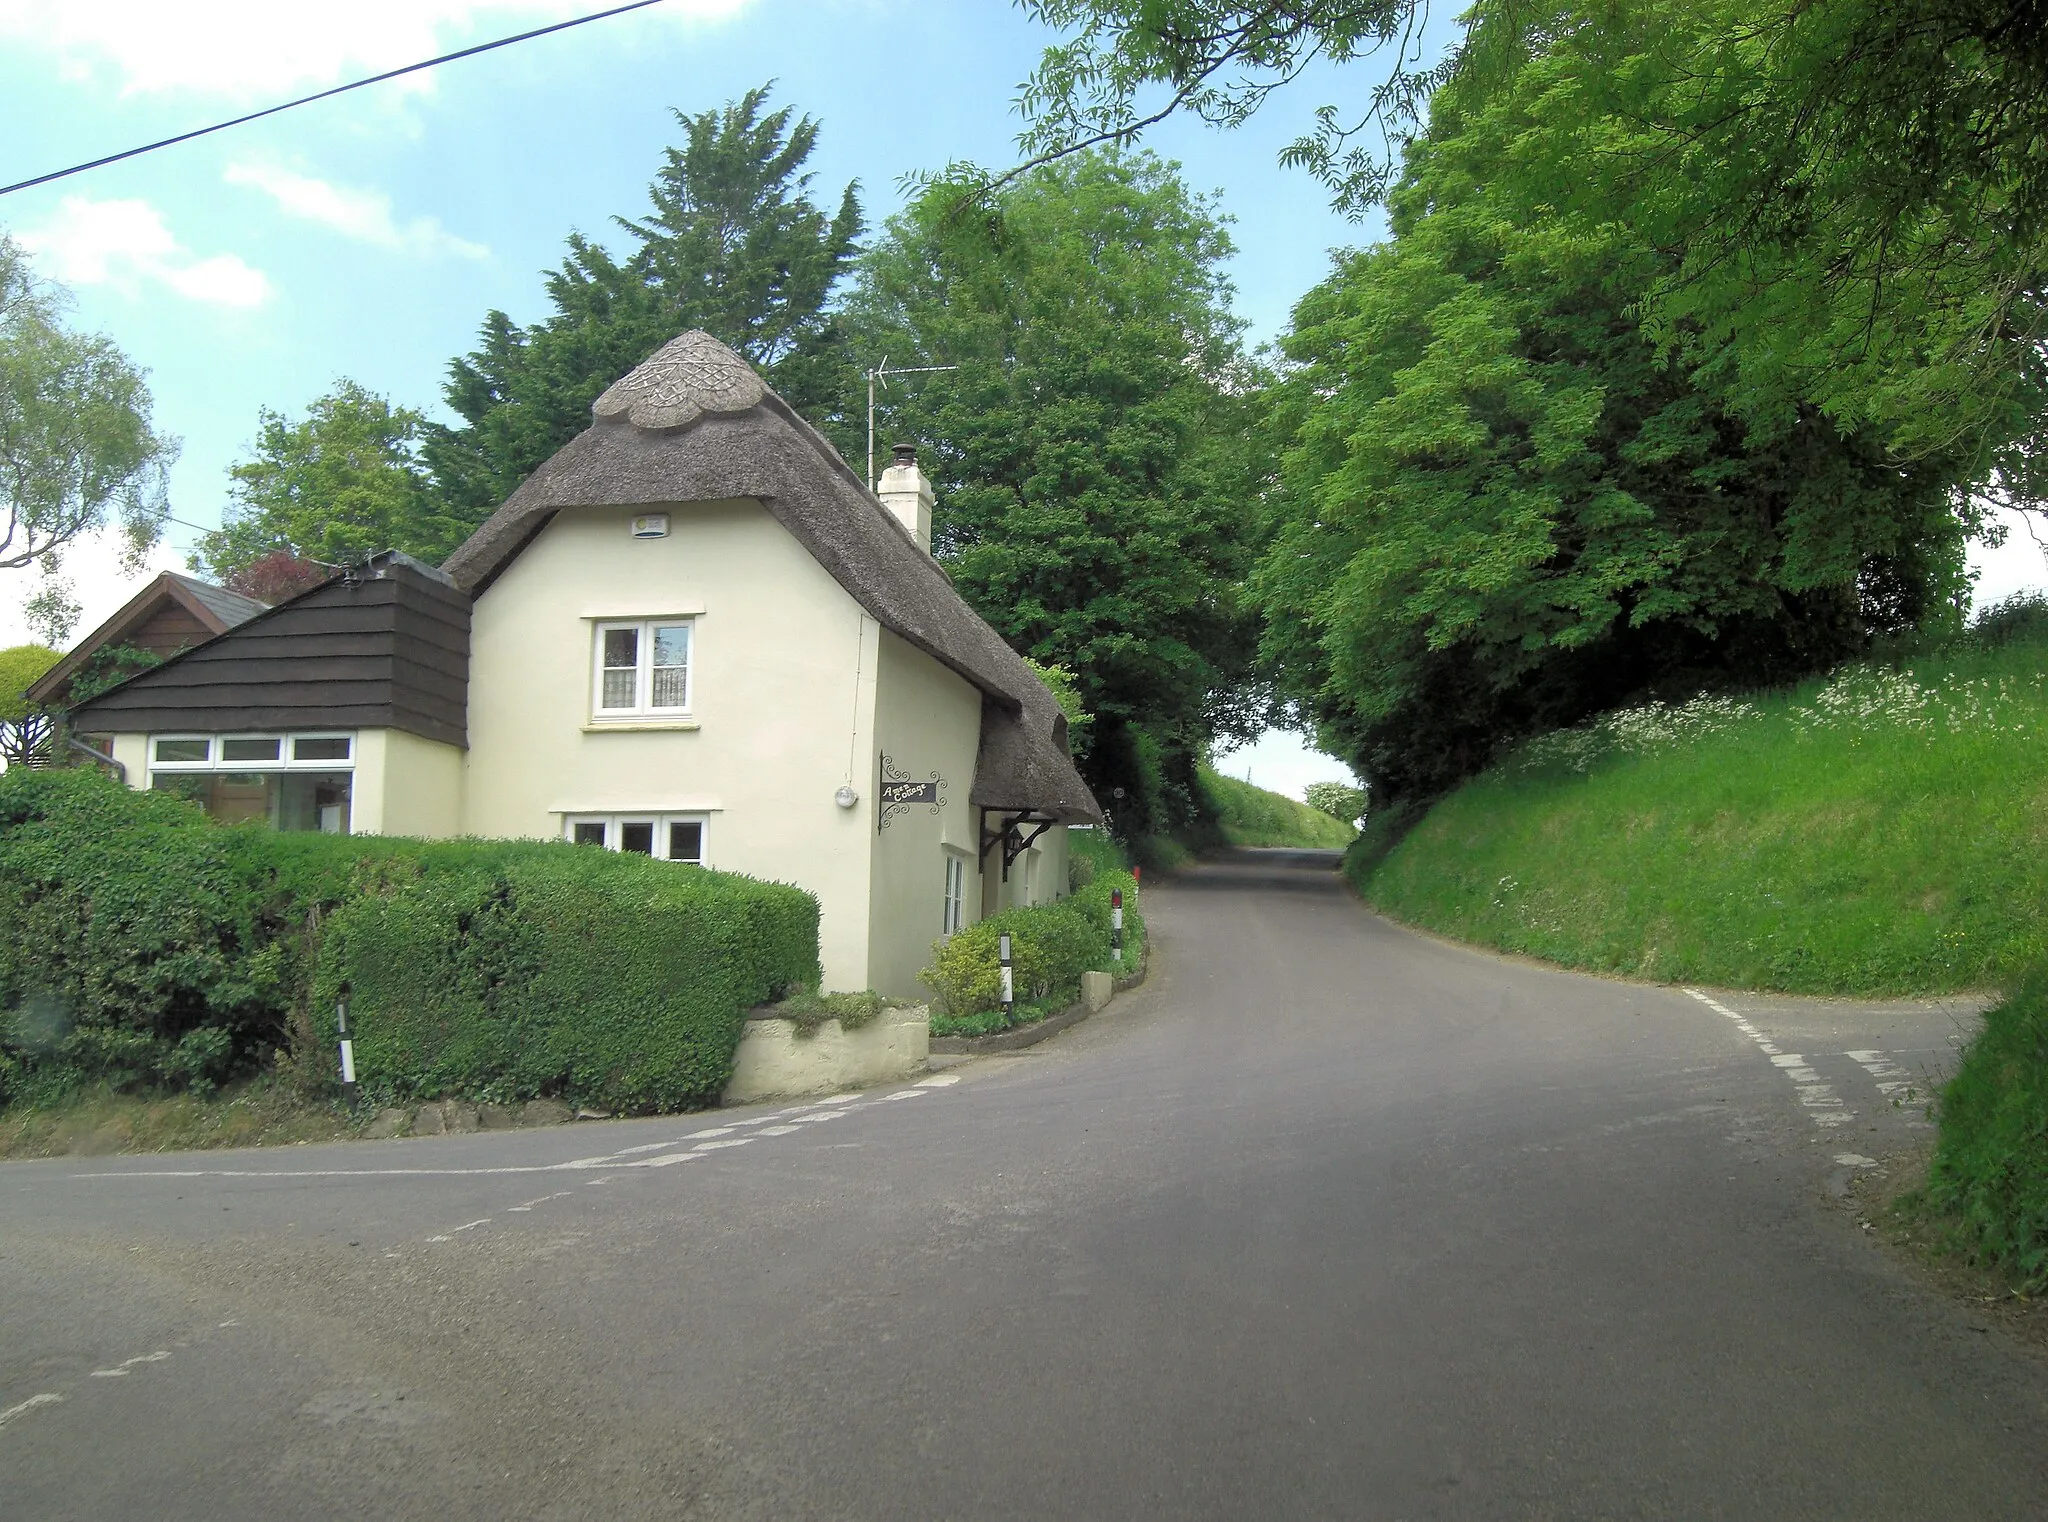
[723,1006,931,1104]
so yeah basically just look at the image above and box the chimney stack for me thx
[877,443,934,554]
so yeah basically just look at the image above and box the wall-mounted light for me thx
[835,785,859,809]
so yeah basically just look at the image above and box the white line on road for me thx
[0,1393,64,1429]
[1686,989,1855,1129]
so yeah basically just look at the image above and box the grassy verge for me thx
[0,1076,357,1160]
[1917,967,2048,1289]
[1355,633,2048,995]
[1199,765,1356,849]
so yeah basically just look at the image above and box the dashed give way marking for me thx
[1685,988,1856,1129]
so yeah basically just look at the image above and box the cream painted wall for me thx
[109,731,148,787]
[352,728,463,838]
[462,499,884,991]
[867,630,985,998]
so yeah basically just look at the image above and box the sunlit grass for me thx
[1358,636,2048,995]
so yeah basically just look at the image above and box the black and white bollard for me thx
[999,931,1015,1022]
[336,992,357,1099]
[1111,888,1124,965]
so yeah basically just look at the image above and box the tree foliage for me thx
[1254,86,1977,801]
[841,151,1270,833]
[0,642,59,767]
[0,233,175,619]
[192,381,457,581]
[1018,1,2048,498]
[425,85,863,514]
[1303,780,1367,823]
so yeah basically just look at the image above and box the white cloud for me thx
[17,196,271,309]
[224,161,488,259]
[0,1,755,98]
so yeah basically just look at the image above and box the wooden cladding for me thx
[71,558,472,749]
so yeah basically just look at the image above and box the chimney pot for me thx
[892,443,918,468]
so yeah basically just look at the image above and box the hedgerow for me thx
[922,869,1144,1036]
[1925,966,2048,1291]
[313,847,817,1112]
[0,767,818,1111]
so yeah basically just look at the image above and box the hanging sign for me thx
[878,752,946,830]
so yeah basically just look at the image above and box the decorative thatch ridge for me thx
[441,332,1101,824]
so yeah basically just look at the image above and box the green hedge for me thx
[313,847,817,1112]
[0,767,818,1111]
[1926,967,2048,1290]
[922,871,1145,1036]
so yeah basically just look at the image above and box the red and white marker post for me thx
[1111,888,1124,965]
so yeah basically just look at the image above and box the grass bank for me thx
[1353,630,2048,996]
[0,1076,357,1160]
[1200,765,1356,849]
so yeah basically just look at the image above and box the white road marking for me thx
[1686,990,1855,1129]
[88,1369,128,1377]
[915,1074,961,1087]
[1835,1153,1878,1167]
[686,1127,735,1139]
[0,1393,64,1429]
[125,1352,170,1365]
[624,1151,701,1168]
[758,1124,802,1136]
[691,1137,752,1151]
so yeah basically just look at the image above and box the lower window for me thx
[151,771,352,833]
[563,813,708,864]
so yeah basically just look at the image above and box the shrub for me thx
[313,848,817,1112]
[1925,966,2048,1290]
[0,767,819,1111]
[922,870,1144,1032]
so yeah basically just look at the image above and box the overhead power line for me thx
[0,0,669,200]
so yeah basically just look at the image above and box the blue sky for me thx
[3,1,2042,800]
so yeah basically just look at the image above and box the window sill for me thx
[583,719,700,733]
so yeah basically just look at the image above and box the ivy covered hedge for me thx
[922,870,1145,1037]
[0,768,818,1111]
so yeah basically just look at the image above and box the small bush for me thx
[922,870,1144,1033]
[1925,967,2048,1290]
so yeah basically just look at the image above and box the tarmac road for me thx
[3,848,2044,1520]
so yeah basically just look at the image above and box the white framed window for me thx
[563,813,708,864]
[149,732,354,771]
[942,852,967,937]
[147,732,355,834]
[592,619,692,718]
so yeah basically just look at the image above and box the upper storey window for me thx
[592,620,692,718]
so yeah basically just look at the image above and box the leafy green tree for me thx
[842,151,1271,833]
[192,381,460,580]
[0,642,60,766]
[1,233,176,639]
[1255,88,1976,801]
[1303,780,1366,824]
[1017,1,2048,502]
[426,86,863,514]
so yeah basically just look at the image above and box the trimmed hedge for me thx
[922,871,1144,1035]
[1926,966,2048,1290]
[313,847,818,1111]
[0,767,818,1111]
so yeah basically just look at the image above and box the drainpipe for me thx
[66,736,126,784]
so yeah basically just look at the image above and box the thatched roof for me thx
[442,332,1101,824]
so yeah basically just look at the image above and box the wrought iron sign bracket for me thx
[979,809,1058,880]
